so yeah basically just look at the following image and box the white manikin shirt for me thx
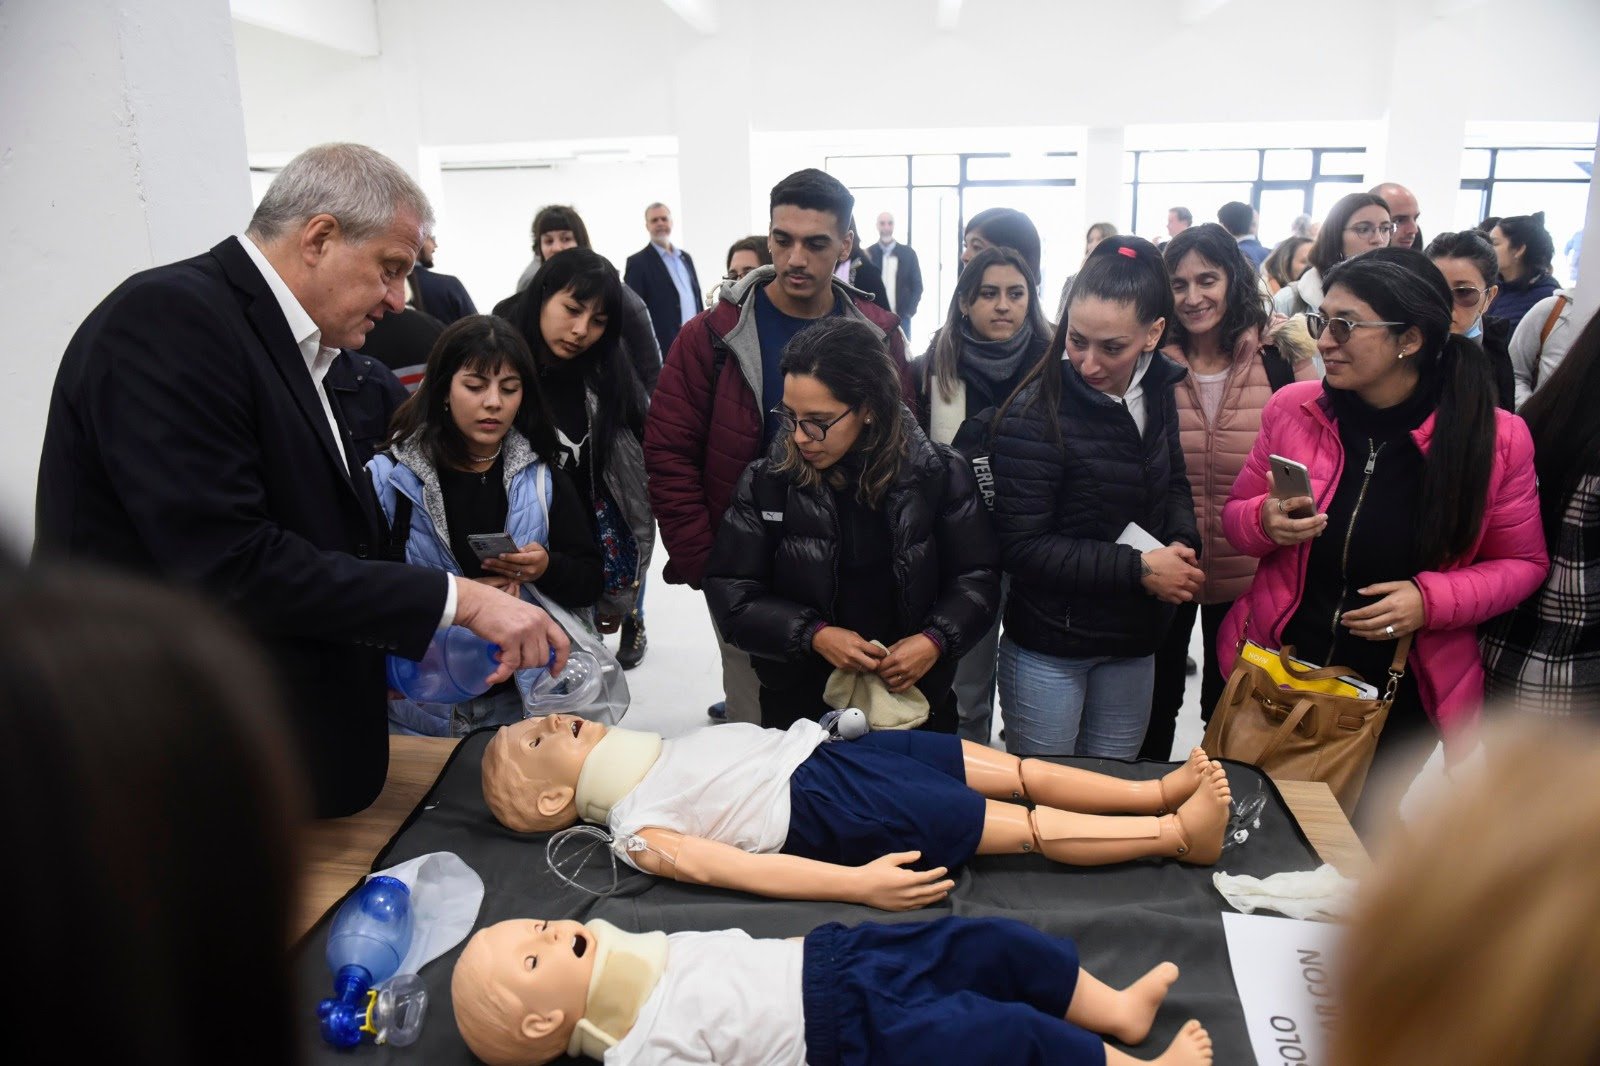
[605,929,807,1065]
[607,720,827,870]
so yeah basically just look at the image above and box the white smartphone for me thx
[467,532,519,562]
[1268,455,1315,519]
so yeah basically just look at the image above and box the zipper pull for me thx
[1364,440,1378,475]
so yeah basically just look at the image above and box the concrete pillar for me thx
[0,0,251,545]
[1374,0,1475,234]
[1082,126,1127,232]
[671,37,756,280]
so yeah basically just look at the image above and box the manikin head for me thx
[481,715,609,832]
[453,918,597,1066]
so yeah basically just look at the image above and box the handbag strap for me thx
[1274,644,1359,682]
[1251,696,1317,766]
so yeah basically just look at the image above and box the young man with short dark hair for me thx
[644,168,916,724]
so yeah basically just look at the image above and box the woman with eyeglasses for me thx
[1424,230,1516,411]
[1221,248,1546,822]
[1487,212,1561,333]
[705,317,1000,732]
[1272,193,1393,318]
[990,237,1203,759]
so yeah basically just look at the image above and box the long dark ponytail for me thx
[1322,248,1497,568]
[999,235,1172,444]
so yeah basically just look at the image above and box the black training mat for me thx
[293,731,1321,1064]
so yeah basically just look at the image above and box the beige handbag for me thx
[1202,633,1411,814]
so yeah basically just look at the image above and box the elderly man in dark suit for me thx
[624,202,702,357]
[866,211,925,334]
[34,143,567,817]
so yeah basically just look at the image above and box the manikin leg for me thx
[976,762,1232,866]
[1066,968,1215,1065]
[961,741,1210,815]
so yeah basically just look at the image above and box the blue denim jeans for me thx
[996,638,1154,758]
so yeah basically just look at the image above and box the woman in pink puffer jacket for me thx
[1220,249,1546,806]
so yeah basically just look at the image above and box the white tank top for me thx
[608,720,827,869]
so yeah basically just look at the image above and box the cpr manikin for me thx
[480,716,1232,909]
[451,914,1214,1066]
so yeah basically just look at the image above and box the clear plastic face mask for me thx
[523,649,605,715]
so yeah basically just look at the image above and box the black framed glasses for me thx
[1304,312,1405,344]
[771,405,856,442]
[1448,284,1489,309]
[1344,221,1395,240]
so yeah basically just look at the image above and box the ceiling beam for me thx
[660,0,718,35]
[230,0,380,56]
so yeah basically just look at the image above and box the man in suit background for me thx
[1218,201,1271,270]
[625,202,701,357]
[34,143,566,817]
[867,211,924,334]
[408,232,476,325]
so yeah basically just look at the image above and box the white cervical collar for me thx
[573,727,663,825]
[566,919,670,1059]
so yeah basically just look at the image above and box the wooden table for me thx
[293,737,1370,940]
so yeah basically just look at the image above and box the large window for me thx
[1458,146,1592,284]
[827,152,1078,344]
[1123,147,1368,246]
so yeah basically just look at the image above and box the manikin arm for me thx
[630,827,954,911]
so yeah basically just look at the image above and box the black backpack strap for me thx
[1260,344,1294,393]
[377,453,415,562]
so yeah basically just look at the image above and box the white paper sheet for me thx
[1220,911,1343,1065]
[1116,521,1164,552]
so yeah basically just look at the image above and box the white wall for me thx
[0,0,251,546]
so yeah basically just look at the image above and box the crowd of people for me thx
[18,136,1600,1062]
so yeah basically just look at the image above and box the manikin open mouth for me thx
[572,932,588,958]
[571,719,583,738]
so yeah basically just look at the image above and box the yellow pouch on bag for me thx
[1237,641,1378,700]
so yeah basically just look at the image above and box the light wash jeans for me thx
[996,637,1154,758]
[388,686,525,737]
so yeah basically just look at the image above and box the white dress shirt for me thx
[878,240,899,312]
[235,235,456,627]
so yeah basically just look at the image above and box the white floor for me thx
[608,542,1209,758]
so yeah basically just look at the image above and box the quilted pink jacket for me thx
[1218,381,1548,741]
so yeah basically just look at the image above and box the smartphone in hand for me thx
[1268,455,1315,519]
[467,532,519,563]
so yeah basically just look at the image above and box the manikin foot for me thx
[1149,1020,1214,1065]
[1157,748,1211,813]
[1166,762,1231,865]
[1103,962,1181,1045]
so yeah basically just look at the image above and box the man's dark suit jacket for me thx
[410,265,476,326]
[624,243,701,357]
[866,241,925,323]
[35,237,445,816]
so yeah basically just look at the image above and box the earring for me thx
[1397,348,1408,359]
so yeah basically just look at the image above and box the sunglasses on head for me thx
[1304,311,1405,344]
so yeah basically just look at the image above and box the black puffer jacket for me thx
[992,355,1200,658]
[705,416,1000,675]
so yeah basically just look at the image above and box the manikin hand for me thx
[481,541,550,583]
[812,626,888,672]
[875,634,939,694]
[850,851,955,911]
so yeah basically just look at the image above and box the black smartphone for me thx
[467,532,519,562]
[1268,454,1315,519]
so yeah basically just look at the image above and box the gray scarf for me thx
[959,317,1037,397]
